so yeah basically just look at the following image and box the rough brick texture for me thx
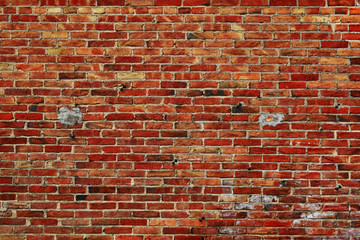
[1,0,360,239]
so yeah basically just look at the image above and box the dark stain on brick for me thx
[281,50,297,56]
[351,58,360,65]
[281,180,287,187]
[204,90,227,96]
[104,64,115,71]
[92,89,118,96]
[172,159,178,165]
[30,138,55,144]
[118,84,126,91]
[264,204,271,211]
[76,195,87,201]
[162,131,188,138]
[338,115,360,122]
[231,107,241,113]
[350,75,360,81]
[89,187,116,193]
[188,33,200,39]
[250,10,262,14]
[345,148,360,155]
[231,102,242,113]
[351,91,360,97]
[27,122,49,128]
[29,105,38,112]
[74,176,79,184]
[148,155,174,161]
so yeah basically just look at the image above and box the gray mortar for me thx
[58,107,82,126]
[259,113,284,127]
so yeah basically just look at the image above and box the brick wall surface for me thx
[1,0,360,239]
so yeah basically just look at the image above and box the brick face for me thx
[0,0,359,239]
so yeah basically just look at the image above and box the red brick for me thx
[270,0,296,5]
[155,0,181,5]
[299,0,325,5]
[12,0,38,5]
[40,0,66,5]
[328,0,355,5]
[215,0,241,5]
[69,0,96,4]
[98,0,125,4]
[241,0,267,5]
[184,0,210,5]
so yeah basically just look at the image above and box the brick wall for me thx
[1,0,360,239]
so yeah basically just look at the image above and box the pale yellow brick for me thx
[232,24,247,31]
[107,7,129,14]
[78,7,92,14]
[69,15,97,22]
[117,72,145,80]
[64,7,78,14]
[43,32,68,39]
[0,64,14,71]
[320,58,348,65]
[220,7,234,14]
[88,73,115,79]
[47,7,62,14]
[16,162,35,169]
[219,195,248,202]
[47,48,60,55]
[48,48,73,55]
[292,8,305,14]
[92,7,105,14]
[300,16,329,23]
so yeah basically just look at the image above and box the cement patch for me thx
[58,107,82,126]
